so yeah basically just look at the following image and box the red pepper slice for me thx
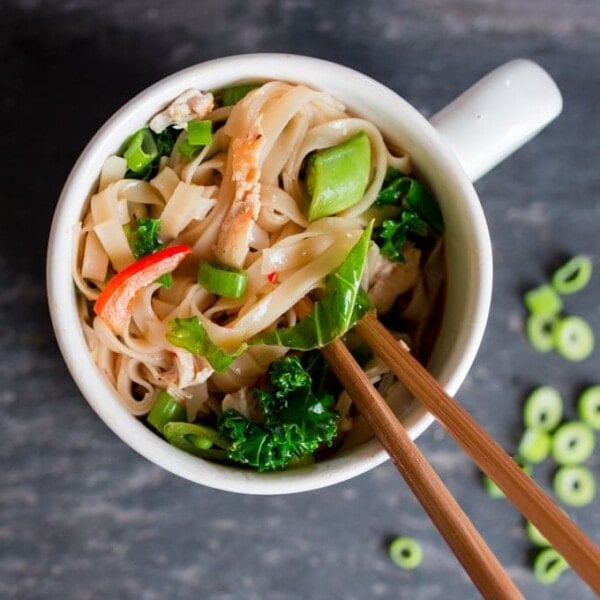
[266,271,278,284]
[94,244,192,333]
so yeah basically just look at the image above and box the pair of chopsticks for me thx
[298,300,600,597]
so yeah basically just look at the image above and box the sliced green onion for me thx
[518,428,551,464]
[578,386,600,430]
[198,261,249,298]
[524,284,563,316]
[221,83,262,106]
[187,119,213,146]
[551,421,595,465]
[163,422,231,459]
[552,256,593,295]
[147,390,186,434]
[533,547,569,584]
[525,520,550,547]
[553,465,596,507]
[553,315,594,361]
[483,456,532,499]
[177,138,200,159]
[526,314,557,353]
[123,128,158,173]
[388,536,423,569]
[523,386,563,431]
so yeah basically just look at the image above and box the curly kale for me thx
[218,355,339,471]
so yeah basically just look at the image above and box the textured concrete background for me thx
[1,1,600,598]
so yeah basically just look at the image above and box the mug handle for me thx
[430,59,562,182]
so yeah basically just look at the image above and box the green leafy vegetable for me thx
[373,168,443,262]
[167,317,247,372]
[251,222,374,349]
[217,355,339,471]
[124,126,179,180]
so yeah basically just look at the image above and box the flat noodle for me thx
[73,79,444,454]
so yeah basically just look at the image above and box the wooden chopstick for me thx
[296,300,523,598]
[355,312,600,594]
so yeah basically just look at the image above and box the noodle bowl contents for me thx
[74,81,445,471]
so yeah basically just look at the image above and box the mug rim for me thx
[47,53,492,495]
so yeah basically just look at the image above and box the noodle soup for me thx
[73,80,445,472]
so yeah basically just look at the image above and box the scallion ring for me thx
[123,128,158,173]
[198,261,249,298]
[524,284,563,317]
[523,386,563,431]
[388,536,423,570]
[578,386,600,430]
[526,314,557,353]
[525,521,550,547]
[483,456,532,499]
[551,421,595,466]
[518,428,551,464]
[553,315,594,361]
[553,465,596,507]
[552,256,593,295]
[187,119,213,146]
[533,547,569,584]
[147,390,186,434]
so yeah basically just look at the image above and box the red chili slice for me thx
[94,244,191,333]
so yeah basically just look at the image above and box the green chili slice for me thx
[551,256,593,295]
[163,422,231,459]
[533,547,569,584]
[578,386,600,430]
[553,316,594,361]
[147,390,186,434]
[551,421,595,466]
[553,465,596,507]
[523,386,563,431]
[197,261,249,298]
[388,536,423,570]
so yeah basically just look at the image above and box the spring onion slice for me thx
[388,536,423,569]
[552,256,593,295]
[553,465,596,507]
[551,421,595,465]
[483,456,532,499]
[533,547,569,584]
[524,284,563,317]
[526,314,557,353]
[123,128,158,173]
[523,386,563,431]
[147,390,186,434]
[163,422,231,459]
[518,428,551,464]
[221,83,262,106]
[578,386,600,430]
[198,261,249,298]
[553,315,594,361]
[526,521,550,547]
[187,119,213,146]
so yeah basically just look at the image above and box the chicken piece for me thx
[149,89,214,133]
[214,129,264,268]
[162,351,213,389]
[368,244,421,314]
[222,387,263,423]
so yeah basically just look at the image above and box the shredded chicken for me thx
[214,127,265,268]
[161,351,214,389]
[222,387,263,423]
[149,89,215,133]
[368,244,421,314]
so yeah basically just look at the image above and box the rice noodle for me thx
[73,80,444,450]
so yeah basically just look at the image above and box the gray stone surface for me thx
[1,1,600,598]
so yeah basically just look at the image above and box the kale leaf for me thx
[373,168,443,262]
[218,355,339,471]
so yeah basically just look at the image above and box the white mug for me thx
[47,54,562,494]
